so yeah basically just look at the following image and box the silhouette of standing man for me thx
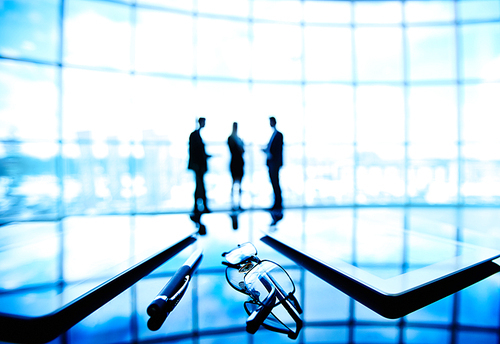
[263,116,283,210]
[188,117,211,214]
[228,122,245,210]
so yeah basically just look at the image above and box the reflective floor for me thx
[2,206,500,344]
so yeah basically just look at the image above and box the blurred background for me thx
[1,0,500,343]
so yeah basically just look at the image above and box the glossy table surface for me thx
[2,207,500,343]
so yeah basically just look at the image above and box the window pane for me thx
[407,26,456,81]
[204,142,232,210]
[0,222,59,289]
[197,0,249,17]
[62,68,133,141]
[134,142,193,213]
[132,76,195,143]
[162,144,193,212]
[63,139,132,215]
[0,0,59,62]
[304,0,351,24]
[458,275,500,327]
[408,85,458,143]
[461,83,500,142]
[193,81,251,143]
[305,144,354,206]
[68,292,132,343]
[405,297,453,324]
[460,23,500,81]
[408,143,458,161]
[252,22,302,81]
[64,0,131,70]
[408,144,458,204]
[356,144,405,204]
[355,85,405,144]
[404,1,455,23]
[458,331,498,344]
[1,141,59,221]
[244,144,271,209]
[250,84,304,144]
[0,288,60,317]
[0,60,58,140]
[281,143,305,208]
[253,0,302,23]
[462,143,500,203]
[355,27,403,82]
[197,274,245,331]
[304,26,352,82]
[135,9,193,75]
[354,327,399,343]
[354,1,402,24]
[196,17,250,79]
[457,0,500,21]
[136,0,193,11]
[405,328,451,344]
[304,84,354,144]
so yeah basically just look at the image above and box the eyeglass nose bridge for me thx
[238,262,256,273]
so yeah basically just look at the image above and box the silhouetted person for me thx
[228,122,245,210]
[263,116,283,211]
[188,117,211,214]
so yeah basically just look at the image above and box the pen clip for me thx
[166,275,190,311]
[173,275,190,300]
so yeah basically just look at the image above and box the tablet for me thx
[0,217,199,344]
[260,219,500,319]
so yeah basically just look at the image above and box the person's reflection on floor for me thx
[189,212,206,236]
[229,211,239,230]
[229,206,245,230]
[270,209,283,227]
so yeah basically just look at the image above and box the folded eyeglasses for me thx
[222,242,303,339]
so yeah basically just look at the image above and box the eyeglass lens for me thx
[224,242,257,265]
[244,261,294,303]
[225,261,256,293]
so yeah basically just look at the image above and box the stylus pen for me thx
[147,249,203,331]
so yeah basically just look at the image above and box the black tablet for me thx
[261,219,500,319]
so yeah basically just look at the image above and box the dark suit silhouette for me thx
[188,118,210,213]
[264,117,283,210]
[228,122,245,209]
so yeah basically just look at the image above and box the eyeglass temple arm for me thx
[286,292,303,314]
[264,274,303,339]
[246,288,277,334]
[279,295,303,340]
[257,278,303,340]
[265,272,303,315]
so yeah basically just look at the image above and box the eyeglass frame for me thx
[222,243,303,339]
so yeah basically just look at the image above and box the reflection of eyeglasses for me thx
[222,242,303,339]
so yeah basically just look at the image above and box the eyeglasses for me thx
[222,242,303,339]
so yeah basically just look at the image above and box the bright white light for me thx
[21,144,58,160]
[0,64,58,142]
[481,55,500,81]
[63,143,80,158]
[92,143,108,159]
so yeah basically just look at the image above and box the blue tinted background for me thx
[1,0,500,343]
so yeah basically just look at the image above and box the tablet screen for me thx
[263,218,500,295]
[0,215,197,317]
[347,229,475,280]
